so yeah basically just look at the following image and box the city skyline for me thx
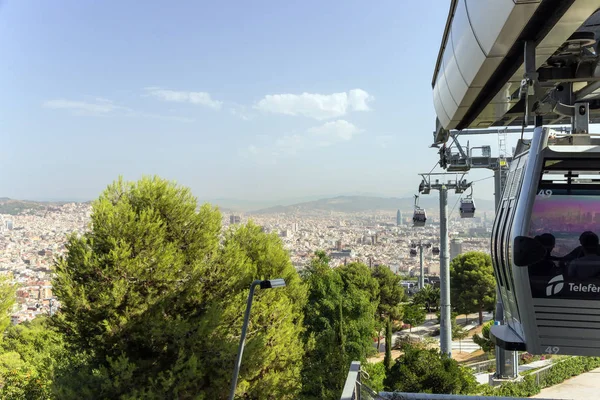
[1,1,518,202]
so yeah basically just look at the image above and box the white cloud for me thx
[307,120,361,146]
[43,97,193,122]
[253,89,374,120]
[243,119,362,162]
[145,87,223,110]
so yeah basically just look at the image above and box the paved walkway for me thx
[531,367,600,399]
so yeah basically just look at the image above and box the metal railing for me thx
[340,361,384,400]
[463,359,496,375]
[526,357,571,387]
[340,361,557,400]
[340,361,362,400]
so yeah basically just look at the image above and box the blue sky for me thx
[1,0,513,203]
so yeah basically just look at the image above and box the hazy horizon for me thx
[1,1,521,202]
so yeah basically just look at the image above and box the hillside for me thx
[0,198,69,215]
[250,195,496,215]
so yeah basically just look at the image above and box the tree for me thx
[51,176,306,399]
[450,251,496,325]
[0,275,15,336]
[216,222,307,399]
[384,317,393,372]
[402,304,426,333]
[384,344,477,394]
[473,320,495,352]
[0,316,63,398]
[301,257,378,400]
[412,285,440,313]
[362,362,386,392]
[371,265,406,351]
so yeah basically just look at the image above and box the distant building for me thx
[450,238,463,261]
[396,210,402,226]
[229,215,241,224]
[292,222,299,232]
[330,249,353,259]
[6,220,13,230]
[279,229,290,238]
[335,240,343,251]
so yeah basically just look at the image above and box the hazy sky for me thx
[1,0,523,202]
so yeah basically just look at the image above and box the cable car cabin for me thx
[410,249,417,257]
[490,127,600,357]
[432,247,440,256]
[459,198,476,218]
[413,208,427,227]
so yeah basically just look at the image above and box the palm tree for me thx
[413,285,440,313]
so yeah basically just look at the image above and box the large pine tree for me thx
[52,176,306,399]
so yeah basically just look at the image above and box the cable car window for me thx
[493,205,506,288]
[528,158,600,299]
[499,200,512,292]
[505,198,521,324]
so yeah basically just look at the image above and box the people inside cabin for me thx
[562,231,600,265]
[529,234,561,297]
[566,232,600,279]
[530,233,560,275]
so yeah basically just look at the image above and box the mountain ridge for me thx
[248,195,496,215]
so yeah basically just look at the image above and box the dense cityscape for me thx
[0,199,494,325]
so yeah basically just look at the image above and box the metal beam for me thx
[576,81,600,101]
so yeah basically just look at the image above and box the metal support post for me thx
[419,245,425,290]
[229,280,259,400]
[439,185,451,357]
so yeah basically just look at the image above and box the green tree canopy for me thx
[402,304,426,332]
[51,176,306,400]
[0,275,15,336]
[371,265,406,321]
[300,256,378,400]
[472,320,495,352]
[384,344,477,394]
[371,265,405,352]
[0,316,63,398]
[412,285,440,313]
[450,251,496,325]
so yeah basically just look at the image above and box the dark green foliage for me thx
[362,362,386,392]
[51,176,306,399]
[477,357,600,397]
[0,275,15,336]
[371,265,406,321]
[301,255,378,400]
[384,344,476,394]
[402,304,426,332]
[450,252,496,325]
[412,285,440,313]
[384,317,392,372]
[472,320,494,352]
[372,265,406,352]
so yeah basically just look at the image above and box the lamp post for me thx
[228,278,286,400]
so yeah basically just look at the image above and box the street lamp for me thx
[228,278,287,400]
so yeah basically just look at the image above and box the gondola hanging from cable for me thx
[413,195,427,227]
[432,246,440,256]
[459,188,476,219]
[410,249,417,257]
[490,125,600,357]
